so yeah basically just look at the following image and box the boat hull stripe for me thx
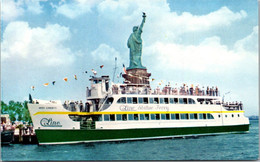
[35,124,249,145]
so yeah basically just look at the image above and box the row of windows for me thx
[103,113,214,121]
[117,97,196,104]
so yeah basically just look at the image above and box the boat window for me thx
[179,98,184,104]
[207,113,214,119]
[128,114,134,120]
[154,97,159,104]
[116,114,122,121]
[134,114,139,120]
[238,114,240,117]
[176,114,180,120]
[149,98,154,104]
[225,115,227,118]
[151,114,156,120]
[117,97,126,104]
[161,114,166,120]
[143,97,148,104]
[122,114,127,121]
[138,97,143,104]
[188,98,195,104]
[145,114,149,120]
[133,97,138,104]
[199,113,207,119]
[93,80,102,84]
[174,98,178,104]
[171,114,179,120]
[110,114,115,121]
[164,98,169,104]
[127,97,133,104]
[166,114,170,120]
[218,115,221,118]
[189,113,198,119]
[98,115,103,121]
[155,114,160,120]
[183,98,188,104]
[231,114,234,118]
[181,113,189,120]
[169,98,174,104]
[140,114,145,120]
[105,97,114,104]
[160,98,165,104]
[104,115,109,121]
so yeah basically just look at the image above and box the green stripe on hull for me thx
[36,124,249,144]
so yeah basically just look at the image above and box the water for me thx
[1,120,259,161]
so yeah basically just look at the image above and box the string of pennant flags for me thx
[30,63,157,91]
[31,64,104,91]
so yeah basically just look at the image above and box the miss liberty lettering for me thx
[40,118,62,127]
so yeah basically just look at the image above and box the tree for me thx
[1,100,32,124]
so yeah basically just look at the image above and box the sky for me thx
[1,0,258,116]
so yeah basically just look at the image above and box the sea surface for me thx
[1,120,259,161]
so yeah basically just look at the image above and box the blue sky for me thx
[1,0,258,116]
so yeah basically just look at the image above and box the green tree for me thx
[23,101,32,124]
[1,100,32,124]
[1,101,8,114]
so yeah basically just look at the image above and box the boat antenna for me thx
[222,91,230,102]
[112,57,118,82]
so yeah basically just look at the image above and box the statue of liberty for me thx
[127,12,146,70]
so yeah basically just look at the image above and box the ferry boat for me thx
[27,14,249,145]
[27,74,249,145]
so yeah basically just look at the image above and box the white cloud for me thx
[91,43,120,61]
[1,0,24,21]
[1,0,44,22]
[25,0,45,14]
[234,26,258,54]
[144,25,257,74]
[55,0,102,19]
[1,21,75,66]
[144,37,242,72]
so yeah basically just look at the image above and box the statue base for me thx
[122,68,151,86]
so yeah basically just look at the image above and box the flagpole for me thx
[112,57,118,82]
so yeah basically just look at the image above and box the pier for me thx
[12,127,38,144]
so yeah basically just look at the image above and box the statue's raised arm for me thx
[138,12,146,33]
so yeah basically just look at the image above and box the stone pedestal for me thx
[122,68,151,85]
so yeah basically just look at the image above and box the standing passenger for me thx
[195,86,199,96]
[215,86,218,96]
[206,86,209,96]
[212,86,215,96]
[202,86,205,96]
[209,88,212,96]
[79,100,83,112]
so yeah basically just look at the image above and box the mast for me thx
[112,57,118,82]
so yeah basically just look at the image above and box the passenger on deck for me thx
[190,85,194,95]
[156,86,160,94]
[212,86,215,96]
[70,101,75,111]
[202,86,205,96]
[209,88,212,96]
[206,86,209,96]
[215,86,218,96]
[85,101,90,112]
[79,100,83,112]
[195,86,199,96]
